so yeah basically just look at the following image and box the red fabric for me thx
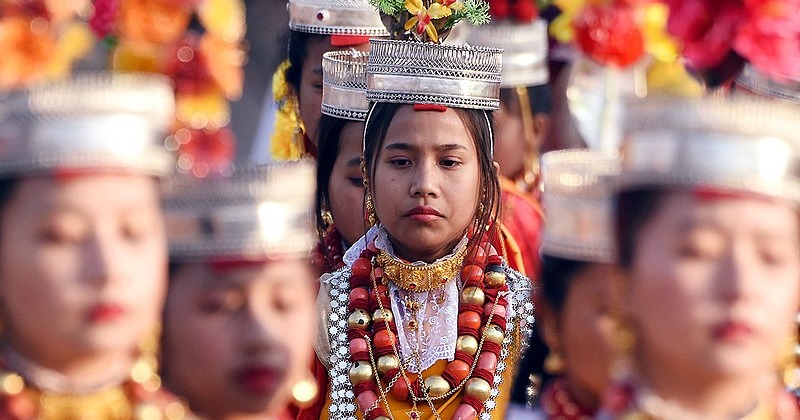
[693,186,778,203]
[413,104,448,112]
[331,35,371,47]
[500,177,544,279]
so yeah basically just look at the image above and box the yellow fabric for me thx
[498,223,527,277]
[321,328,523,420]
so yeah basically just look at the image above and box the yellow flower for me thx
[404,0,453,43]
[641,3,679,62]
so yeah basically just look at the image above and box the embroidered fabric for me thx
[344,226,465,372]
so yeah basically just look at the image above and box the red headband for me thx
[413,104,448,112]
[331,35,371,47]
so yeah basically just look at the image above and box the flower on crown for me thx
[487,0,543,23]
[369,0,491,42]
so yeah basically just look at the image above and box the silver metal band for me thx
[288,1,388,36]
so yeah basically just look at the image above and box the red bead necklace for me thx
[345,233,512,420]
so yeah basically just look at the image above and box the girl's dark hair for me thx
[499,84,553,116]
[614,188,666,269]
[363,102,501,255]
[0,178,18,213]
[286,30,327,92]
[314,114,353,236]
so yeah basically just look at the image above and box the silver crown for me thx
[366,38,503,110]
[0,72,174,177]
[466,18,549,87]
[288,0,389,36]
[541,149,619,263]
[163,162,317,261]
[618,96,800,203]
[322,50,369,121]
[735,64,800,104]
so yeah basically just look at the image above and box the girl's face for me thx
[163,259,316,418]
[328,121,366,245]
[298,38,370,143]
[0,175,167,369]
[371,106,482,263]
[628,191,800,382]
[542,263,617,409]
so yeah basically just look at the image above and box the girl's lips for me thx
[405,206,443,222]
[235,365,282,395]
[87,303,125,323]
[712,319,754,342]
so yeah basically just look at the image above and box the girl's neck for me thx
[4,344,134,394]
[387,232,465,264]
[636,354,770,419]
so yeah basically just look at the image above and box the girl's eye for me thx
[199,292,243,315]
[389,158,412,167]
[440,159,461,168]
[347,177,364,187]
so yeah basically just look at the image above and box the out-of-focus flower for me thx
[172,126,235,178]
[733,0,800,80]
[663,0,743,69]
[0,16,57,88]
[573,3,644,67]
[200,33,245,100]
[47,22,94,78]
[197,0,245,42]
[116,0,191,46]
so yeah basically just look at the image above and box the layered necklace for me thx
[312,226,346,274]
[345,233,512,420]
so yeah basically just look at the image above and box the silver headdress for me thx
[618,96,800,203]
[163,161,317,261]
[735,64,800,104]
[541,149,619,263]
[466,18,549,88]
[322,50,369,121]
[288,0,389,36]
[366,38,503,110]
[0,72,174,178]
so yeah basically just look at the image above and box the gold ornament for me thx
[0,372,24,395]
[423,375,451,398]
[544,352,565,375]
[291,377,319,408]
[365,193,379,226]
[484,324,505,345]
[464,378,492,401]
[373,308,394,324]
[377,247,466,292]
[348,309,371,330]
[456,335,479,356]
[377,355,400,375]
[349,361,374,385]
[461,286,486,306]
[484,270,507,288]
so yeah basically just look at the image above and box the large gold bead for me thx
[0,372,23,395]
[461,286,485,306]
[484,324,505,345]
[373,417,391,420]
[377,354,400,375]
[484,270,507,288]
[372,308,394,324]
[348,309,371,330]
[456,335,479,356]
[423,375,451,398]
[349,361,374,385]
[464,377,492,401]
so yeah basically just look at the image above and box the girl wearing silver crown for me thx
[598,96,800,419]
[0,74,185,418]
[161,163,320,420]
[316,4,534,419]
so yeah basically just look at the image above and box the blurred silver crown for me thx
[541,149,619,263]
[366,38,503,110]
[288,0,389,36]
[322,50,369,121]
[163,162,317,261]
[0,72,174,177]
[466,18,549,87]
[618,96,800,203]
[735,64,800,104]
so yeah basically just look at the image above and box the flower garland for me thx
[0,0,246,178]
[269,59,307,162]
[345,233,513,420]
[311,226,347,274]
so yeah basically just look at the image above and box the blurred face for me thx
[541,263,617,409]
[372,106,481,263]
[163,259,316,419]
[298,38,370,144]
[0,175,166,369]
[628,191,800,382]
[328,121,366,245]
[493,90,548,179]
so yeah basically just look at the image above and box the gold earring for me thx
[366,194,379,226]
[544,351,564,375]
[782,323,800,389]
[291,375,319,408]
[320,209,334,231]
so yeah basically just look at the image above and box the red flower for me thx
[733,0,800,80]
[488,0,510,19]
[573,4,645,68]
[663,0,744,70]
[510,0,537,23]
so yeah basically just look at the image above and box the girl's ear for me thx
[492,161,500,174]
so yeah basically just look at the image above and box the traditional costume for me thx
[599,96,800,420]
[506,149,620,420]
[314,5,536,418]
[0,73,187,420]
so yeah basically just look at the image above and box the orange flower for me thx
[117,0,191,46]
[404,0,457,43]
[0,15,56,89]
[200,33,244,100]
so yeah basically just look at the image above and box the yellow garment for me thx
[270,59,305,161]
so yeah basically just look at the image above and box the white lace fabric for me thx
[344,226,464,373]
